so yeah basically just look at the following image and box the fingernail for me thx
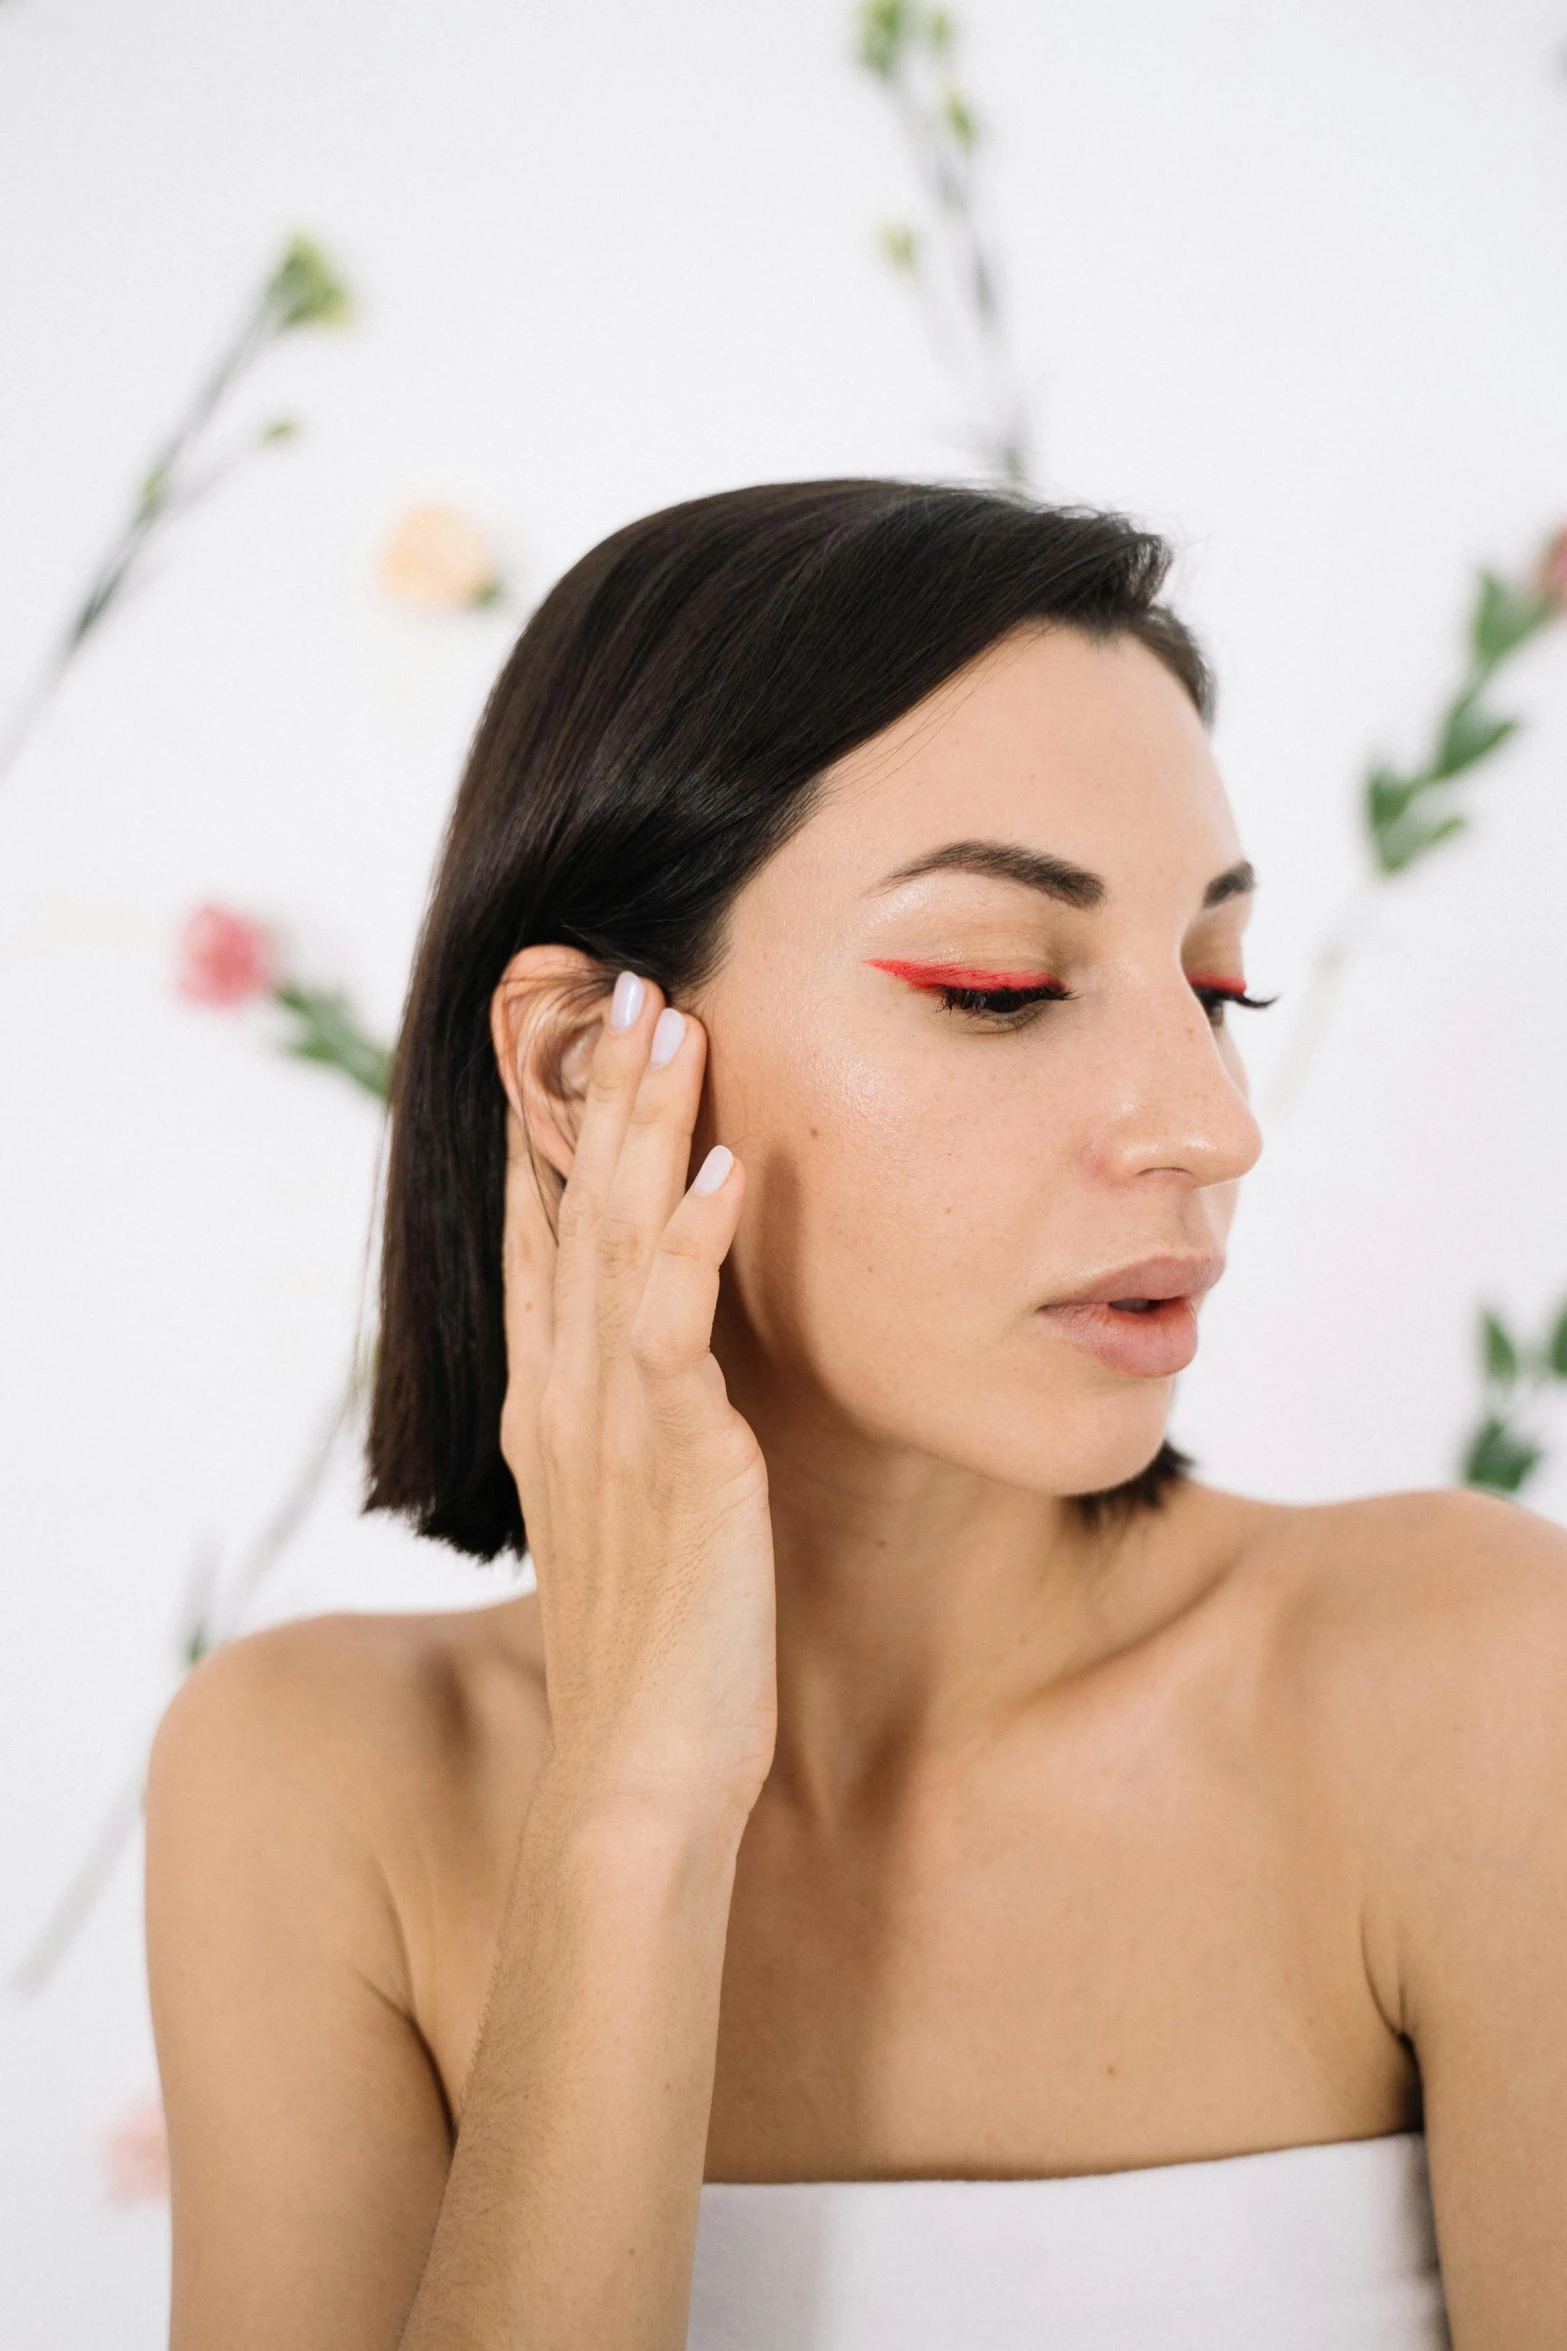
[692,1144,733,1195]
[649,1007,686,1068]
[608,971,644,1031]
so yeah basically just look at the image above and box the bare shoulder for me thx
[1247,1481,1567,1694]
[1233,1484,1567,2029]
[1232,1488,1567,2337]
[148,1591,551,2000]
[151,1589,549,1827]
[145,1598,550,2341]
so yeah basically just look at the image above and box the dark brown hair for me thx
[364,478,1210,1563]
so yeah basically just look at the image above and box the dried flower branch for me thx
[854,1,1035,487]
[0,234,353,791]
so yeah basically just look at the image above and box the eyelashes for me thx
[865,958,1071,1019]
[1186,978,1281,1031]
[864,958,1281,1031]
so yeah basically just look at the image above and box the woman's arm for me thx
[146,1624,749,2351]
[146,1622,458,2349]
[149,967,776,2348]
[400,1768,746,2351]
[1352,1487,1567,2348]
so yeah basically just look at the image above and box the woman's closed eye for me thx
[864,958,1281,1031]
[1186,973,1281,1030]
[864,959,1071,1028]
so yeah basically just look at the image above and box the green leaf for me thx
[1427,695,1519,783]
[272,981,391,1100]
[137,460,171,518]
[258,416,301,446]
[1470,569,1552,670]
[878,220,920,272]
[1408,811,1468,862]
[1549,1302,1567,1381]
[1481,1308,1519,1390]
[1462,1415,1542,1496]
[856,0,910,76]
[1370,804,1469,877]
[265,235,354,332]
[926,9,954,53]
[945,87,978,148]
[1365,765,1417,833]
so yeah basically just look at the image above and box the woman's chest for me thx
[701,1723,1417,2180]
[410,1656,1417,2171]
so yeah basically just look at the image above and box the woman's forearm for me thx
[397,1769,747,2351]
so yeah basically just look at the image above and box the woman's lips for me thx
[1038,1296,1200,1377]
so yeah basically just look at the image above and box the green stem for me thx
[0,241,347,794]
[272,980,393,1101]
[869,18,1035,487]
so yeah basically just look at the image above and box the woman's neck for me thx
[751,1414,1226,1828]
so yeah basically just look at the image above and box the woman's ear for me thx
[489,945,612,1185]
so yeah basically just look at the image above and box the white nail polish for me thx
[608,971,644,1031]
[650,1008,686,1068]
[692,1145,733,1195]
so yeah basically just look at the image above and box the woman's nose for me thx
[1090,979,1265,1192]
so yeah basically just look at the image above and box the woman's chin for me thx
[915,1386,1172,1500]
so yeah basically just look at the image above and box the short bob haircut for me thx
[365,477,1213,1565]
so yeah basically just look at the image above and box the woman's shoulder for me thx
[1227,1482,1567,2022]
[1216,1480,1567,1748]
[155,1586,548,1773]
[148,1590,552,1924]
[1238,1480,1567,1669]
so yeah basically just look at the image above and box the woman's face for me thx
[691,621,1264,1498]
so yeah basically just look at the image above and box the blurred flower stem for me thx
[0,234,352,792]
[273,980,393,1099]
[176,903,393,1100]
[1260,529,1567,1120]
[854,1,1035,488]
[9,910,389,1998]
[1460,1296,1567,1501]
[10,1339,376,1999]
[9,1754,148,2000]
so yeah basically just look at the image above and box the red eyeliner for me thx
[866,960,1250,994]
[865,958,1065,989]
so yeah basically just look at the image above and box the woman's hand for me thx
[498,968,777,1822]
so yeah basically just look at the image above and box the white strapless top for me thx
[688,2130,1448,2348]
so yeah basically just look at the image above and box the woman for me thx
[146,479,1567,2348]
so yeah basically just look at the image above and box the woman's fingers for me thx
[497,1109,561,1500]
[628,1145,745,1426]
[551,973,710,1385]
[548,971,662,1355]
[590,1003,708,1351]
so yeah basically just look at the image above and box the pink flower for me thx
[176,903,278,1006]
[1535,525,1567,614]
[103,2095,169,2204]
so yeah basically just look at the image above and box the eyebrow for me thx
[866,839,1256,912]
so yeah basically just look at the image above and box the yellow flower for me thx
[380,505,504,610]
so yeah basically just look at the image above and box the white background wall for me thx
[3,0,1567,2339]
